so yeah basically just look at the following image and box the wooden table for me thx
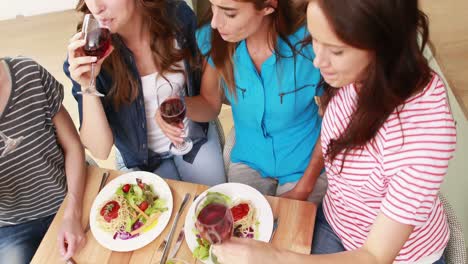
[31,166,317,264]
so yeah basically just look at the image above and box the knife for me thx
[160,193,191,264]
[269,218,279,242]
[168,228,185,259]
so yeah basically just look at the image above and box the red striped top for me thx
[321,73,456,263]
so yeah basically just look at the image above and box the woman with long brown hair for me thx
[157,0,327,202]
[64,0,225,185]
[209,0,456,263]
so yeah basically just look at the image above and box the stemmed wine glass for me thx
[157,82,193,155]
[195,193,234,245]
[77,14,111,97]
[0,130,24,158]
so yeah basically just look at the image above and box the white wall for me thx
[0,0,77,21]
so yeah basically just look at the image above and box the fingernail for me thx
[91,57,97,62]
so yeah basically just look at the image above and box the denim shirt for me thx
[64,0,207,170]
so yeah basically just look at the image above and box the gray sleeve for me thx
[37,61,64,117]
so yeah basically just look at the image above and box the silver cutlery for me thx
[97,171,111,194]
[168,229,185,259]
[157,194,198,253]
[160,193,191,264]
[269,217,279,242]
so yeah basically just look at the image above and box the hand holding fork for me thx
[65,171,110,263]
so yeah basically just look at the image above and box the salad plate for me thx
[89,171,173,251]
[184,183,273,263]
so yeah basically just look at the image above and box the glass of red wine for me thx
[157,82,193,155]
[78,14,111,97]
[195,193,233,245]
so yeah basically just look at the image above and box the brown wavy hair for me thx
[75,0,191,109]
[199,0,308,98]
[314,0,432,164]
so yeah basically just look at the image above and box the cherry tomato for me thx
[122,184,131,193]
[139,201,149,212]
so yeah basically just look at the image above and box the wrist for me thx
[273,246,294,263]
[63,207,82,220]
[294,181,314,194]
[64,196,83,219]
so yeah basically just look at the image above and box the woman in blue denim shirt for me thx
[64,0,225,185]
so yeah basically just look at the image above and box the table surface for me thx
[31,166,317,264]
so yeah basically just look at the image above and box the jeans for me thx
[311,205,446,263]
[311,204,346,254]
[0,214,55,264]
[228,162,327,203]
[116,122,226,186]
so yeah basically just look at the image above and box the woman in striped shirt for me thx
[0,57,87,263]
[210,0,456,263]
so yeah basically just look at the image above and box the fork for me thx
[157,194,199,252]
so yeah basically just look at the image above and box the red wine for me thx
[84,28,111,59]
[196,203,233,244]
[160,98,186,124]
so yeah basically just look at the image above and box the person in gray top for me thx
[0,57,86,264]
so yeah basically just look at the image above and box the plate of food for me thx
[89,171,173,251]
[184,183,274,263]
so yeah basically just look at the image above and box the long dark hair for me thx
[316,0,432,163]
[76,0,191,109]
[199,0,308,98]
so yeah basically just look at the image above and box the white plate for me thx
[184,183,274,263]
[89,171,173,252]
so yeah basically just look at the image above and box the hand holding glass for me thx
[157,83,193,155]
[77,14,111,97]
[195,193,233,244]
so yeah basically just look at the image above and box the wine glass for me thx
[157,82,193,156]
[195,193,233,245]
[77,14,111,97]
[0,130,24,158]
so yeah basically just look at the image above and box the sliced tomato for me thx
[230,203,250,222]
[100,200,120,222]
[138,201,149,212]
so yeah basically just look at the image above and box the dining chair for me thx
[85,153,99,167]
[213,118,225,150]
[440,193,467,264]
[222,127,235,174]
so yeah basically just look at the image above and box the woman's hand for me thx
[57,215,86,260]
[66,31,113,89]
[211,237,280,264]
[154,110,185,145]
